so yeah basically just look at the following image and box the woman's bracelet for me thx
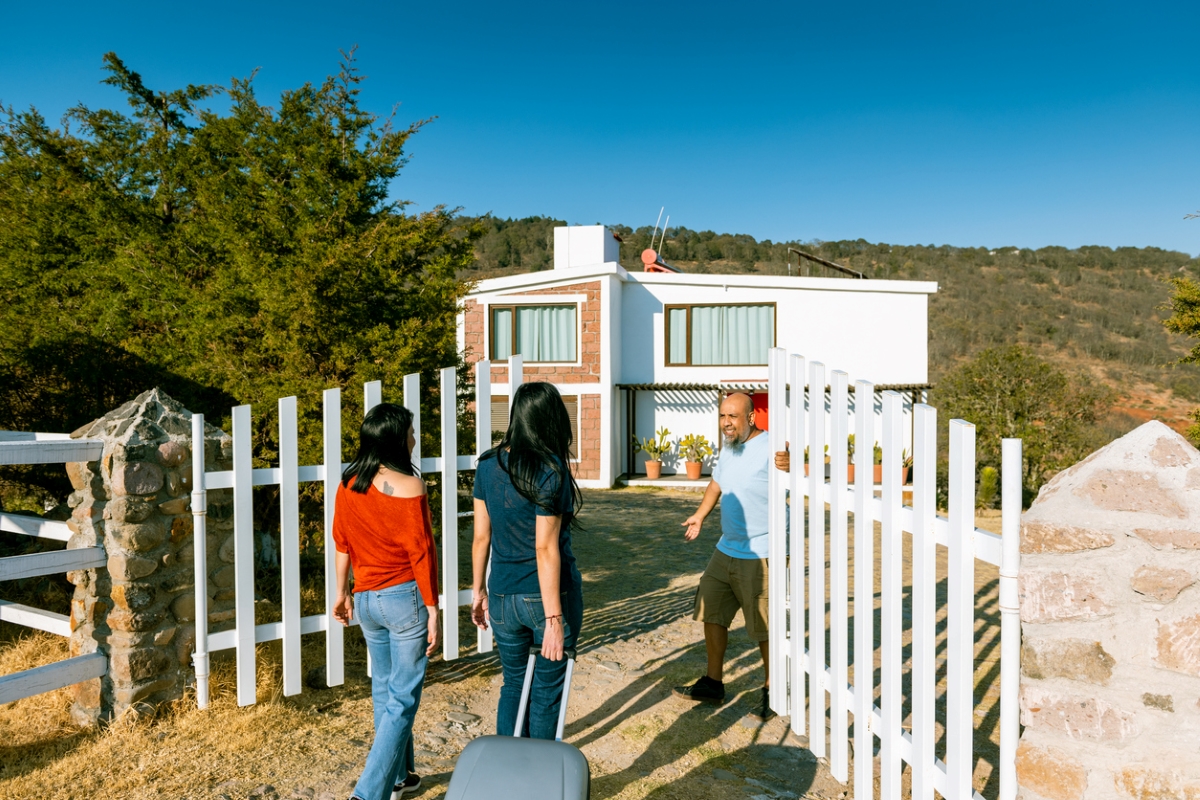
[545,614,563,625]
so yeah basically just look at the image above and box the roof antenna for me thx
[657,215,670,252]
[650,207,664,249]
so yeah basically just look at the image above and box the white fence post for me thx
[828,370,850,782]
[947,420,977,800]
[879,391,904,800]
[441,366,459,661]
[852,379,874,800]
[509,354,524,409]
[279,397,302,697]
[362,381,382,679]
[475,360,493,654]
[323,388,345,688]
[404,374,420,466]
[807,361,826,758]
[999,438,1023,800]
[190,414,211,710]
[767,348,788,715]
[911,403,938,800]
[231,405,256,707]
[787,353,807,736]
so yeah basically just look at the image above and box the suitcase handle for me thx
[513,646,577,741]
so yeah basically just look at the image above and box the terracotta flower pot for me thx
[685,461,702,480]
[873,464,883,484]
[901,466,911,485]
[847,464,855,483]
[645,460,662,479]
[804,463,810,476]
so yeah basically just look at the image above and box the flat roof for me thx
[466,263,938,297]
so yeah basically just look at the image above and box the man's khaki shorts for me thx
[692,550,769,642]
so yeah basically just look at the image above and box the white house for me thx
[458,225,937,488]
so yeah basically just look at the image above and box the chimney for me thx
[552,225,621,270]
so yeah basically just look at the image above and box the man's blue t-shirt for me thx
[712,431,772,560]
[473,451,580,596]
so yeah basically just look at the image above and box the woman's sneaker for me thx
[391,772,421,799]
[672,675,726,704]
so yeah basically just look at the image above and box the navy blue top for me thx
[473,451,580,596]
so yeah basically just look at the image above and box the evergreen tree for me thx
[0,51,479,500]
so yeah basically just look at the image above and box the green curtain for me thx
[690,305,774,365]
[516,305,576,361]
[668,308,688,364]
[491,307,513,360]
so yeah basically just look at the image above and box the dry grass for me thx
[0,629,382,800]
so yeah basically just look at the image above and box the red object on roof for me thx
[640,248,680,273]
[751,393,769,431]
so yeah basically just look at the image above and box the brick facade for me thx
[463,280,605,481]
[462,281,602,385]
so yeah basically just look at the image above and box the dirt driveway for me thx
[1,487,1003,800]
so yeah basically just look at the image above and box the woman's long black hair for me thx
[341,403,417,494]
[479,382,583,524]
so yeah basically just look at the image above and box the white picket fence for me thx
[765,348,1021,800]
[190,357,521,708]
[0,432,108,704]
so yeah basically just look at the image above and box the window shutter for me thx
[563,396,579,460]
[491,397,509,437]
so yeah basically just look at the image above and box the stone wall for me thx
[1017,421,1200,800]
[65,389,232,724]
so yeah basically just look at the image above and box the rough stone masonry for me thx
[65,389,232,724]
[1017,421,1200,800]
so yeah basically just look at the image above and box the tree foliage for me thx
[1161,276,1200,442]
[0,52,479,502]
[933,345,1114,499]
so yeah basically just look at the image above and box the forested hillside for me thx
[463,215,1200,430]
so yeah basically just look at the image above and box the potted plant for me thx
[870,443,913,484]
[677,433,713,480]
[803,444,829,477]
[872,441,883,484]
[846,434,856,483]
[633,427,672,479]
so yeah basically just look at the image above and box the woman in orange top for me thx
[332,403,440,800]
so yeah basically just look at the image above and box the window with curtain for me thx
[489,304,577,362]
[664,303,775,366]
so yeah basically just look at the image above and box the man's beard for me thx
[723,429,749,451]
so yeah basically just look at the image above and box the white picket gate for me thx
[765,348,1021,800]
[0,432,108,704]
[191,357,522,708]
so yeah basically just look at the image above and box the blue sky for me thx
[4,1,1199,254]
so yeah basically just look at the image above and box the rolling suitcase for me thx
[445,647,590,800]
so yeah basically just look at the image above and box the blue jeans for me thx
[352,581,428,800]
[489,583,583,740]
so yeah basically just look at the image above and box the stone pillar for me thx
[1017,421,1200,800]
[65,388,231,724]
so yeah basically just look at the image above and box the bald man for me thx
[674,392,790,721]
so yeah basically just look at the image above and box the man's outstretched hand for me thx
[682,514,703,541]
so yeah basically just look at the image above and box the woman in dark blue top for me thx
[471,382,584,740]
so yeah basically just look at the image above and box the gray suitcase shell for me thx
[444,649,590,800]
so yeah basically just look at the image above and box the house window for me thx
[490,304,577,362]
[665,303,776,366]
[491,394,579,459]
